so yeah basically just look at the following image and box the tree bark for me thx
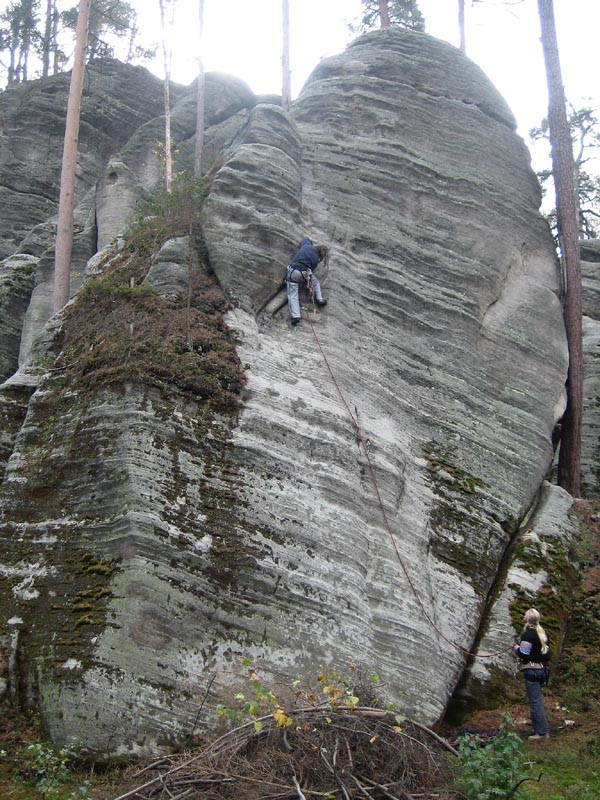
[538,0,582,497]
[458,0,466,52]
[53,0,91,312]
[378,0,390,28]
[193,0,205,177]
[159,0,173,192]
[281,0,291,111]
[126,12,139,63]
[52,1,60,74]
[42,0,53,77]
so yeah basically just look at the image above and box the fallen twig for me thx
[110,707,458,800]
[292,774,307,800]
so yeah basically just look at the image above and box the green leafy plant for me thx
[217,661,384,733]
[24,738,87,799]
[217,660,293,732]
[455,717,528,800]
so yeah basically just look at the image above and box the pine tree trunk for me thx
[15,47,24,83]
[378,0,390,27]
[22,29,30,81]
[458,0,466,52]
[194,0,205,177]
[162,78,172,191]
[42,0,53,77]
[52,1,60,74]
[538,0,582,497]
[159,0,173,192]
[281,0,291,111]
[53,0,91,312]
[126,13,139,63]
[8,45,16,85]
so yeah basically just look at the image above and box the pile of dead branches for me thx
[112,707,463,800]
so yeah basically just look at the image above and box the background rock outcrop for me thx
[0,30,577,756]
[581,239,600,497]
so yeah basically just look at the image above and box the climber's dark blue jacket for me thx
[289,236,320,271]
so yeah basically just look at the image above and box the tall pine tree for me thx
[537,0,582,496]
[281,0,291,110]
[193,0,205,177]
[158,0,174,192]
[1,0,40,85]
[353,0,425,33]
[53,0,91,312]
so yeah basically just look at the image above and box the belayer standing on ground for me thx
[514,607,551,741]
[286,236,329,325]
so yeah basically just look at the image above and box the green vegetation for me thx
[216,661,374,732]
[23,738,88,799]
[523,735,600,799]
[0,712,97,800]
[54,175,244,413]
[455,717,529,800]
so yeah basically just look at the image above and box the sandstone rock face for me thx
[450,482,577,717]
[202,26,567,728]
[0,60,168,261]
[581,241,600,321]
[583,314,600,497]
[0,61,169,369]
[0,254,37,381]
[94,73,255,250]
[0,30,571,756]
[0,64,255,371]
[581,240,600,497]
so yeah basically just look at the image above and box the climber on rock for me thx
[286,236,329,326]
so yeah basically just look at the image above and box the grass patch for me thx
[522,733,600,799]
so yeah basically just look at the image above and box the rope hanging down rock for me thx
[305,315,512,662]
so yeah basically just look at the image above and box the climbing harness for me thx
[305,315,513,662]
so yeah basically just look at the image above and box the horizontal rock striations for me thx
[581,240,600,497]
[0,30,572,755]
[202,28,567,736]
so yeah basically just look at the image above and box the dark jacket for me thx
[517,626,549,663]
[290,236,320,271]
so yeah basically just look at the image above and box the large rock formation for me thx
[581,239,600,497]
[0,30,576,756]
[0,59,170,378]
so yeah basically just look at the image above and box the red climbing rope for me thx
[305,315,513,662]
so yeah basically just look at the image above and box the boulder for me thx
[0,31,571,756]
[145,236,192,300]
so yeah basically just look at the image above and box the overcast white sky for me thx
[130,0,599,157]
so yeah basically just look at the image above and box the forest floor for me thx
[1,686,599,799]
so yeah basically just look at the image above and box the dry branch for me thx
[110,708,460,800]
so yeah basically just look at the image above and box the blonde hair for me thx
[523,608,549,654]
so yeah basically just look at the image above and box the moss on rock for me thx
[424,441,491,594]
